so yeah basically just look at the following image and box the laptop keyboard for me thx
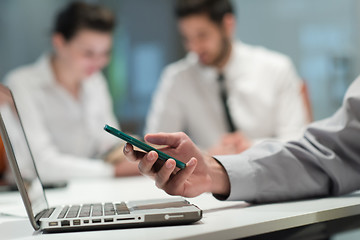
[55,202,130,219]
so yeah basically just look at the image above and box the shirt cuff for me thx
[213,154,257,202]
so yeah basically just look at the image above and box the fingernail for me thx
[123,143,129,153]
[148,151,156,161]
[188,158,196,166]
[166,160,174,169]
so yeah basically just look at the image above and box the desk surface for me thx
[1,176,360,240]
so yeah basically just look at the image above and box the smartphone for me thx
[104,125,186,169]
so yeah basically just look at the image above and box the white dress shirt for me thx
[146,42,308,149]
[216,76,360,203]
[4,54,119,182]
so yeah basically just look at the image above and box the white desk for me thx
[1,176,360,240]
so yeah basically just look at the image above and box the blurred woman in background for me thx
[4,1,139,182]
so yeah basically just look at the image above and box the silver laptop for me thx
[0,85,202,233]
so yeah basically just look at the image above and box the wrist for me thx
[208,156,230,196]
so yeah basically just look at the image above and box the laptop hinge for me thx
[35,209,47,222]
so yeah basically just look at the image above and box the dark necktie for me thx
[218,73,236,132]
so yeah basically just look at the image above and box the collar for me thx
[34,53,58,87]
[186,41,246,82]
[34,53,90,102]
[222,41,247,81]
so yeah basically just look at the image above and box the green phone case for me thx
[104,125,186,169]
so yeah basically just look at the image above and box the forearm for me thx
[215,128,360,203]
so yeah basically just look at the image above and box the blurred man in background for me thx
[145,0,309,155]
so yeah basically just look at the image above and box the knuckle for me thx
[156,180,166,190]
[155,176,165,189]
[165,188,175,196]
[178,132,187,139]
[137,162,144,173]
[138,160,149,174]
[165,186,180,196]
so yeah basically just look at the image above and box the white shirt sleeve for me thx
[215,77,360,203]
[274,59,308,140]
[252,59,308,144]
[6,74,114,183]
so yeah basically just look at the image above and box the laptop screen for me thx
[0,85,48,219]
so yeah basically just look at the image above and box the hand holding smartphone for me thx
[104,125,186,169]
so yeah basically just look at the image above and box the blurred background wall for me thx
[0,0,359,135]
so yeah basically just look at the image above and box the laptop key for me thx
[58,206,70,219]
[66,205,80,218]
[115,202,130,215]
[91,211,103,217]
[42,208,56,218]
[78,204,91,218]
[104,203,114,210]
[105,210,116,216]
[104,202,116,216]
[91,204,103,217]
